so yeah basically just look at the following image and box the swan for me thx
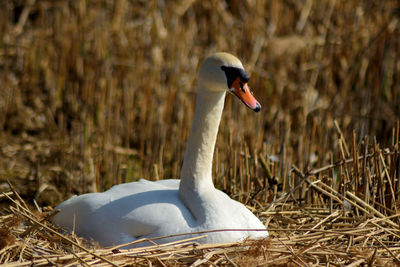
[53,52,269,247]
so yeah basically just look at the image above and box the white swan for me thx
[53,52,268,247]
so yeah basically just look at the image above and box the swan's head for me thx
[198,52,261,112]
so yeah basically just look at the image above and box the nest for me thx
[1,171,399,266]
[1,123,400,266]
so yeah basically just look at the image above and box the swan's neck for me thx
[179,86,225,198]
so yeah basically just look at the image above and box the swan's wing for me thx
[53,179,192,246]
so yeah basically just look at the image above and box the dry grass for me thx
[1,146,400,266]
[1,0,400,265]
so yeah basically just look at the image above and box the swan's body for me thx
[54,53,268,247]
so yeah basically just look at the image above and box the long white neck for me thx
[179,85,226,201]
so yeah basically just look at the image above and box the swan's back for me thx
[54,179,194,246]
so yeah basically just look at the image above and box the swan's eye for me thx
[221,66,250,89]
[239,82,245,93]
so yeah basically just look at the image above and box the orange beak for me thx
[230,77,261,112]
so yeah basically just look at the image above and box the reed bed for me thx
[1,134,400,265]
[1,0,400,265]
[2,148,400,265]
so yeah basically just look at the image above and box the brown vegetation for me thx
[1,0,399,265]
